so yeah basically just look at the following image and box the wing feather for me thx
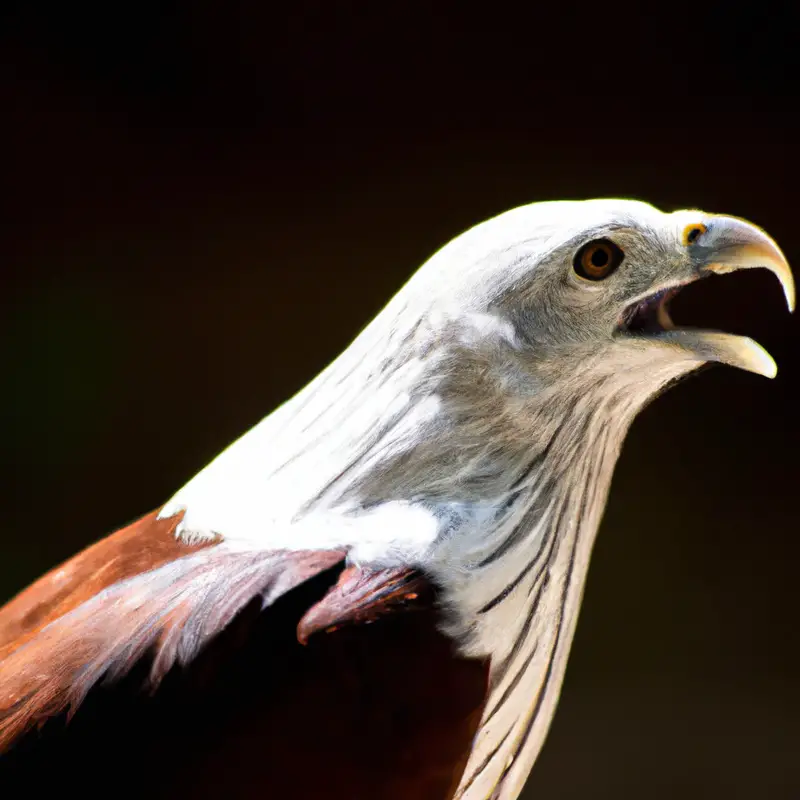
[0,510,345,752]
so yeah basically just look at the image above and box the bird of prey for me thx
[0,200,793,800]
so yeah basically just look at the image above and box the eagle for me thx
[0,200,793,800]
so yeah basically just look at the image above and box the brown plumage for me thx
[0,510,489,799]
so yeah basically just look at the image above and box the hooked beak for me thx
[617,215,795,378]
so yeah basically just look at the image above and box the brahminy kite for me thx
[0,200,793,799]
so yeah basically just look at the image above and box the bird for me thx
[0,199,793,800]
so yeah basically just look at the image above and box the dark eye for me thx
[573,239,624,281]
[682,223,707,245]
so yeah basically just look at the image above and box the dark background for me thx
[1,2,798,797]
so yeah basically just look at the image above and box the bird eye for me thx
[573,239,624,281]
[682,223,707,246]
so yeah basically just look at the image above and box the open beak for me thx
[617,216,795,378]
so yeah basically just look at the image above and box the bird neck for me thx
[163,312,641,658]
[160,312,661,800]
[425,381,634,800]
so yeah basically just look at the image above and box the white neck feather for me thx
[160,302,690,799]
[160,203,701,799]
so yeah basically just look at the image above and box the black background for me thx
[1,2,798,797]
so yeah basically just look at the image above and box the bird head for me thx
[408,199,793,405]
[163,198,794,555]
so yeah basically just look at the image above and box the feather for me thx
[0,510,346,752]
[1,200,790,800]
[297,563,431,643]
[0,512,489,800]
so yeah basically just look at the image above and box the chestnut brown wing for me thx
[0,512,489,799]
